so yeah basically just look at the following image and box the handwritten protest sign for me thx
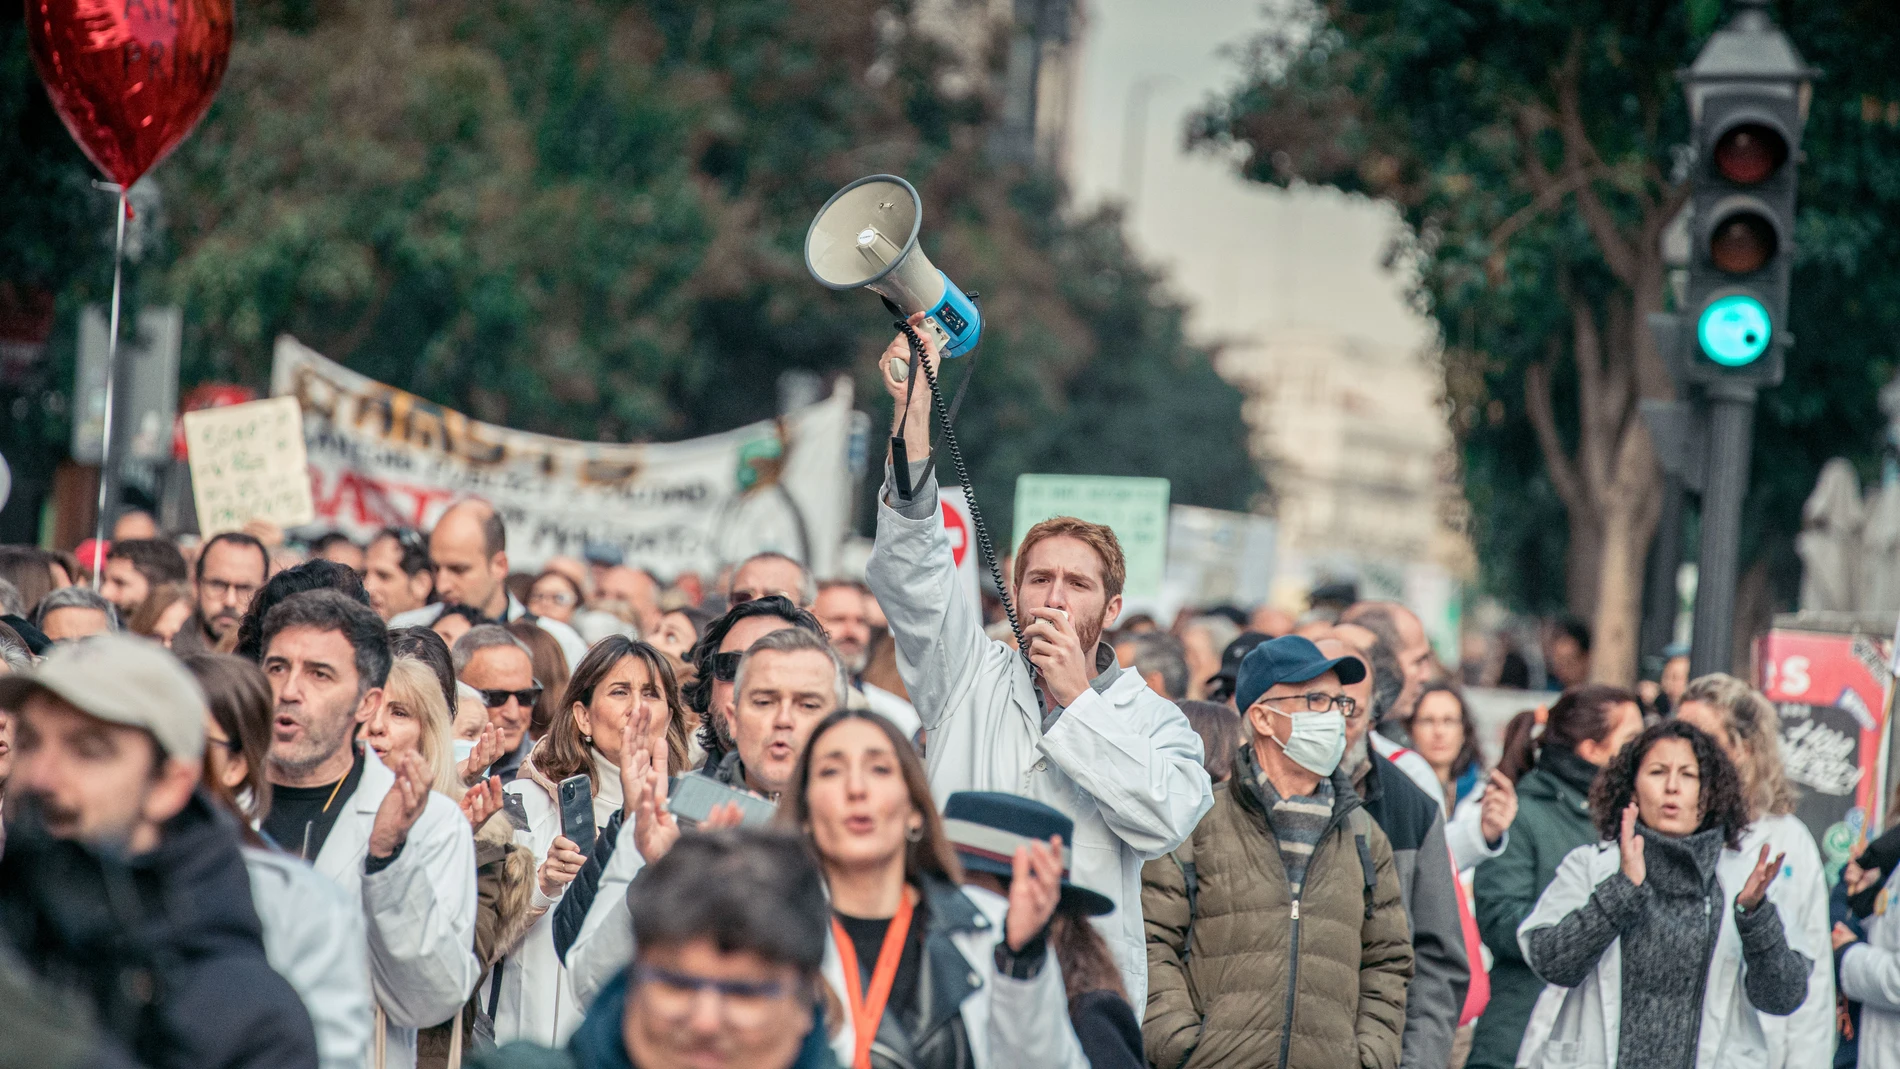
[1012,475,1170,600]
[182,396,316,535]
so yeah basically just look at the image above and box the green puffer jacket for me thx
[1143,765,1413,1069]
[1466,747,1601,1069]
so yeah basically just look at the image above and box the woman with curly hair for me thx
[1515,720,1812,1069]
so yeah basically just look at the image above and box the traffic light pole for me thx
[1689,381,1757,677]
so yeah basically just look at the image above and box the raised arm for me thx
[864,320,1010,730]
[1519,845,1633,990]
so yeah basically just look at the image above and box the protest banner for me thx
[270,336,853,575]
[181,396,317,535]
[1012,474,1170,601]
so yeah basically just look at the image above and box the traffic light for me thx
[1671,2,1813,387]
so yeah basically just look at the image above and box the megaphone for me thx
[805,175,982,358]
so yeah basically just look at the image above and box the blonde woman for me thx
[362,655,538,1066]
[1675,673,1834,1068]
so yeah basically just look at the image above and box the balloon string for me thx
[91,188,128,588]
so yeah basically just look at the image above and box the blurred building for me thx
[1219,328,1473,637]
[913,0,1083,172]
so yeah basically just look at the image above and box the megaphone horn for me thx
[805,175,983,357]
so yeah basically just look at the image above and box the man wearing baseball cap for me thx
[1143,635,1413,1069]
[0,633,319,1069]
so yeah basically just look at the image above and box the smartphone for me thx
[557,774,597,859]
[667,774,778,828]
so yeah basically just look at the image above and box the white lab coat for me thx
[1743,813,1836,1069]
[1515,840,1801,1069]
[1840,880,1900,1069]
[821,884,1089,1069]
[244,845,373,1069]
[865,486,1214,1009]
[310,749,480,1069]
[491,752,622,1047]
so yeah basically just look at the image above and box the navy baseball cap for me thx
[1235,635,1366,713]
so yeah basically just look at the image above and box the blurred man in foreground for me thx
[0,634,319,1069]
[477,829,836,1069]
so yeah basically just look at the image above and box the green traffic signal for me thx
[1697,294,1773,367]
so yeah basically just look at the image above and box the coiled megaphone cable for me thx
[894,317,1027,659]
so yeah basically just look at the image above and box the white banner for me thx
[269,336,854,576]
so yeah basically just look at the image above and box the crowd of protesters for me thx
[0,319,1894,1069]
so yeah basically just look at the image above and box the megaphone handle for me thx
[894,320,1027,661]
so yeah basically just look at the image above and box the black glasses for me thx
[709,651,743,682]
[1261,692,1361,719]
[478,684,544,709]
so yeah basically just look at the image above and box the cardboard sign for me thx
[182,396,317,535]
[1012,475,1170,600]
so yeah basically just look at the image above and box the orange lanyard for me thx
[831,888,915,1069]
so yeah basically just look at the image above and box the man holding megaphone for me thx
[865,314,1214,1009]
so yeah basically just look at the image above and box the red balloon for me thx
[26,0,235,190]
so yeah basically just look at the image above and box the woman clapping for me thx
[1517,720,1811,1069]
[781,710,1089,1069]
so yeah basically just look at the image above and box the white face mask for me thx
[452,738,477,763]
[1266,706,1348,777]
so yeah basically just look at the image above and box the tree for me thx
[1197,0,1900,682]
[1,0,1260,545]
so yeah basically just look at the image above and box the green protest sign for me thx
[1012,475,1171,600]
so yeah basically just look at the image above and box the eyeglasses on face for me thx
[477,684,544,709]
[200,578,259,601]
[1260,691,1361,719]
[530,590,577,608]
[631,962,793,1028]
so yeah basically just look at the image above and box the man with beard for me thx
[173,531,271,654]
[99,538,189,617]
[1315,635,1470,1069]
[811,580,919,740]
[0,634,318,1069]
[260,590,478,1069]
[864,319,1211,1007]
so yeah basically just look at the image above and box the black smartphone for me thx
[667,774,778,828]
[557,773,597,859]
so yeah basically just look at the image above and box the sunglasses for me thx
[709,651,744,682]
[477,684,544,709]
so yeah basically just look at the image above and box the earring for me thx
[581,734,594,746]
[905,824,924,843]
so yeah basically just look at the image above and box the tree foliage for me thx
[1197,0,1900,677]
[1,0,1259,542]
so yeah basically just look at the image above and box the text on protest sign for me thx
[181,396,317,535]
[269,336,853,575]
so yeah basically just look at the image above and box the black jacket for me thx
[0,791,318,1069]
